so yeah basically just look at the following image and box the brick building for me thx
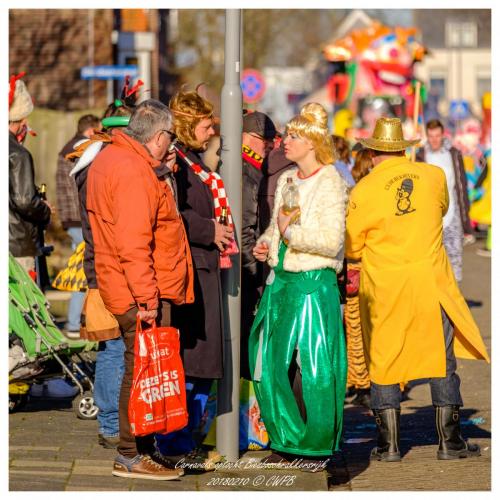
[9,10,114,110]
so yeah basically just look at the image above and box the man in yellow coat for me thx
[345,117,489,463]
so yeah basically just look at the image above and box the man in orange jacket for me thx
[87,99,194,480]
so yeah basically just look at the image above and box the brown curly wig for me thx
[169,89,214,151]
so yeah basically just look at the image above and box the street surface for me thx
[9,241,491,491]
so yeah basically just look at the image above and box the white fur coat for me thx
[258,165,348,273]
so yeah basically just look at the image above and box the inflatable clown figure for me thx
[324,21,427,140]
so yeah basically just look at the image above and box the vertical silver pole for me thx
[217,8,242,463]
[88,9,95,108]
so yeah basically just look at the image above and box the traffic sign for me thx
[80,65,138,80]
[241,69,266,104]
[449,100,471,121]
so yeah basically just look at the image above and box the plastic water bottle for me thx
[281,177,300,225]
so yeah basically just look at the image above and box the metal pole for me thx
[217,8,242,463]
[88,9,95,108]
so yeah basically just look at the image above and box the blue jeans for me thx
[65,227,85,331]
[371,307,463,410]
[155,377,213,455]
[94,337,125,437]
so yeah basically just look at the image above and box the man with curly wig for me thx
[155,89,232,469]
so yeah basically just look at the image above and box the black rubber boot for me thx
[370,408,401,462]
[435,405,481,460]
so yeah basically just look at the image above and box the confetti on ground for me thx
[354,423,377,429]
[344,438,373,444]
[461,417,485,426]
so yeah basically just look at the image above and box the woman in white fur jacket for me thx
[248,103,348,470]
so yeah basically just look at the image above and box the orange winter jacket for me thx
[86,129,194,315]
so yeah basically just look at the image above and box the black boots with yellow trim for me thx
[435,405,481,460]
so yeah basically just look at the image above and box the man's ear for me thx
[155,130,163,147]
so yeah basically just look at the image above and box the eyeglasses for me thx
[160,129,177,142]
[249,133,274,144]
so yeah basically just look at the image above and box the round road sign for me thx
[241,68,266,104]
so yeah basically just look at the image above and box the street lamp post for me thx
[217,8,242,463]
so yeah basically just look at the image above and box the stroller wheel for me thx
[9,394,29,413]
[73,391,99,420]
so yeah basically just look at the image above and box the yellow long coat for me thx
[345,157,489,385]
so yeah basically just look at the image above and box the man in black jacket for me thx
[157,89,231,468]
[240,111,277,379]
[9,75,51,273]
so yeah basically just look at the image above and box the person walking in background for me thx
[56,114,100,338]
[240,111,278,380]
[9,73,51,274]
[344,148,373,408]
[87,99,193,480]
[416,119,472,283]
[250,103,348,471]
[346,117,489,463]
[155,89,231,468]
[332,134,355,188]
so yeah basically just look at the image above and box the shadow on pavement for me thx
[466,299,483,308]
[327,402,490,488]
[13,395,75,413]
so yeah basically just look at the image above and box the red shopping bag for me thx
[128,318,188,436]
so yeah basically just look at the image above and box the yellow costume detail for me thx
[51,241,87,292]
[346,156,489,385]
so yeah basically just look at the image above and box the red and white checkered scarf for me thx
[175,147,239,269]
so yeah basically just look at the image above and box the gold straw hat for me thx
[357,117,420,152]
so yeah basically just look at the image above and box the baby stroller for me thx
[9,253,98,419]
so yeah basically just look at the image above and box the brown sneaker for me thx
[112,454,182,480]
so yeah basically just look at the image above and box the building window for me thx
[477,76,491,102]
[446,22,461,47]
[462,22,478,47]
[430,77,447,101]
[445,21,477,48]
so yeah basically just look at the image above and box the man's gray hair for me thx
[125,99,172,144]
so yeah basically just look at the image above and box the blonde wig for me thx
[169,88,214,151]
[286,102,336,165]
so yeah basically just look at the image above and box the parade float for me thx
[322,20,427,141]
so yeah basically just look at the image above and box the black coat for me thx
[173,147,223,379]
[240,157,263,379]
[74,164,97,289]
[9,132,51,257]
[242,159,263,279]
